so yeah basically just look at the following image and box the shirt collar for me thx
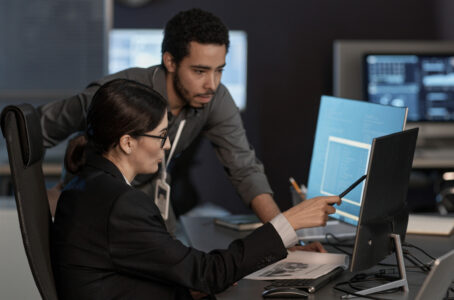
[152,65,168,101]
[123,174,132,186]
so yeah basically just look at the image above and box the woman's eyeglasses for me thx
[138,132,168,148]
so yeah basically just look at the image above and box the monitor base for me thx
[342,233,409,298]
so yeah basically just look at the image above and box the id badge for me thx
[154,178,170,220]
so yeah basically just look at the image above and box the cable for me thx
[402,242,436,261]
[403,252,430,273]
[334,272,402,300]
[373,244,433,273]
[334,282,386,300]
[404,251,431,272]
[324,233,353,256]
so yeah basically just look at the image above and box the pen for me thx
[289,177,305,200]
[339,175,367,199]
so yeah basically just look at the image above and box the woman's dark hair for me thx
[65,79,167,173]
[161,8,230,67]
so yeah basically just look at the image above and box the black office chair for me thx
[1,104,58,300]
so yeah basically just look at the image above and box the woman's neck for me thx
[103,151,136,183]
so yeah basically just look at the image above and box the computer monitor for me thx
[306,96,407,227]
[333,40,454,148]
[347,128,418,297]
[109,29,248,110]
[363,54,454,122]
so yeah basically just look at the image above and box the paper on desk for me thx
[245,251,349,280]
[407,214,454,236]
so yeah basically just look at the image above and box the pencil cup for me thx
[290,185,306,206]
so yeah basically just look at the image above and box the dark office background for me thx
[1,0,453,214]
[112,0,454,214]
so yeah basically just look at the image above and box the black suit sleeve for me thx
[107,189,287,294]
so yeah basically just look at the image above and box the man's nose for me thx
[204,73,216,90]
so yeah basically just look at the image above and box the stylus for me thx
[338,175,367,199]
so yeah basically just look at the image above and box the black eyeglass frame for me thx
[138,133,168,148]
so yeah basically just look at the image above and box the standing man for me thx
[40,9,284,225]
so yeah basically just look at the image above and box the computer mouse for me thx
[262,287,309,298]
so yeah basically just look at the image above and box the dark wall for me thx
[114,0,443,213]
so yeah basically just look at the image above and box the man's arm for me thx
[38,67,155,148]
[204,85,274,209]
[38,91,94,148]
[251,193,281,223]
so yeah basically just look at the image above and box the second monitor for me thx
[346,127,419,298]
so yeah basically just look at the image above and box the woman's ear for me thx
[163,52,177,73]
[118,135,135,154]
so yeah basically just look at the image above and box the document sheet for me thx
[245,251,349,280]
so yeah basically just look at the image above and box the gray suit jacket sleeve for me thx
[108,189,287,295]
[37,68,154,148]
[38,86,95,148]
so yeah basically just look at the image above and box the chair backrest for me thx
[1,104,58,300]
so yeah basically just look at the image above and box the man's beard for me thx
[173,71,194,106]
[173,68,215,109]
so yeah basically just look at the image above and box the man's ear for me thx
[163,52,177,73]
[118,135,135,154]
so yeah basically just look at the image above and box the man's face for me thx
[171,41,227,108]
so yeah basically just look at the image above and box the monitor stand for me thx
[343,233,409,298]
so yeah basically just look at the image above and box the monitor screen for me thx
[364,54,454,122]
[306,96,407,226]
[109,29,248,110]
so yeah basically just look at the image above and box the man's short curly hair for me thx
[162,8,230,66]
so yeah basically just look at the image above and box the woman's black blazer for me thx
[52,153,287,299]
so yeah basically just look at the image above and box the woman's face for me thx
[131,113,171,175]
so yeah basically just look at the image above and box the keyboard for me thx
[264,267,344,293]
[297,220,356,242]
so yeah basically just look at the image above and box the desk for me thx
[0,163,62,195]
[0,163,62,176]
[181,216,454,300]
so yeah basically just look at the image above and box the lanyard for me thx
[160,119,186,181]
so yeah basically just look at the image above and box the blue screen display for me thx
[306,96,407,226]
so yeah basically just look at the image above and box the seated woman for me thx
[52,79,340,299]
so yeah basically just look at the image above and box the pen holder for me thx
[290,185,306,206]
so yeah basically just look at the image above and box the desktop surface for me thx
[180,216,454,299]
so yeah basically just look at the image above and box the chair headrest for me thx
[1,104,44,167]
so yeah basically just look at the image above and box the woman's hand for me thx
[283,196,341,230]
[288,242,327,253]
[189,290,208,299]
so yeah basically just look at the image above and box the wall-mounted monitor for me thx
[109,29,248,110]
[364,54,454,122]
[333,41,454,169]
[333,40,454,105]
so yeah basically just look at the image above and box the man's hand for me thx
[47,181,63,217]
[288,242,327,253]
[283,196,341,230]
